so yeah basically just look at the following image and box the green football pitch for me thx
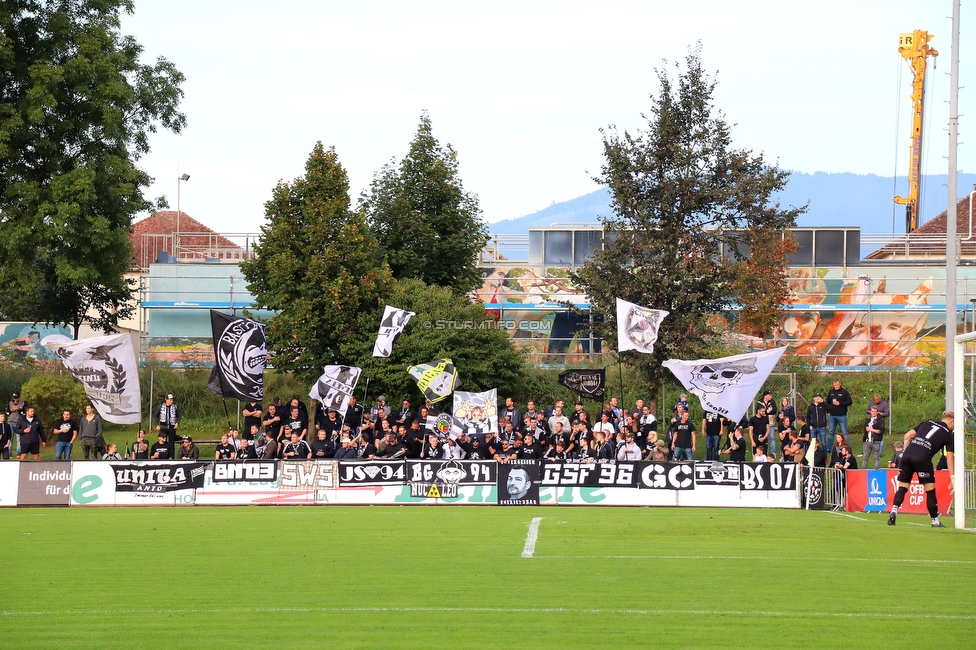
[1,506,973,649]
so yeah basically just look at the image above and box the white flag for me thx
[662,347,788,423]
[616,297,668,354]
[309,365,362,418]
[41,333,142,425]
[372,305,416,357]
[453,389,498,435]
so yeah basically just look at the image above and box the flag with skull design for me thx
[662,347,787,423]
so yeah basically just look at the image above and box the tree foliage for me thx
[338,278,525,404]
[241,143,393,385]
[362,113,488,294]
[571,47,804,402]
[729,229,798,341]
[0,0,186,337]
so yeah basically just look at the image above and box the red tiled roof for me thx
[130,211,241,268]
[865,195,976,259]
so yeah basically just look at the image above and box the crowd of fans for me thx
[1,379,915,471]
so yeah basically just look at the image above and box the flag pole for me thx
[362,356,375,404]
[221,399,232,431]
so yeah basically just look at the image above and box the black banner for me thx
[540,461,639,487]
[637,462,695,490]
[207,310,267,401]
[111,462,208,492]
[693,461,741,486]
[337,460,407,486]
[497,460,540,505]
[739,463,799,491]
[212,461,278,483]
[803,467,825,509]
[407,460,495,485]
[557,368,606,400]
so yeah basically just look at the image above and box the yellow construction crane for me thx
[894,30,938,232]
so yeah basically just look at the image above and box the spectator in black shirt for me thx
[283,431,312,459]
[518,432,543,459]
[150,432,171,460]
[283,406,308,442]
[311,429,336,459]
[719,425,747,462]
[748,407,769,457]
[237,438,257,459]
[242,401,262,439]
[215,433,237,460]
[132,429,149,460]
[343,396,364,431]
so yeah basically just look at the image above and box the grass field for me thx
[1,506,974,649]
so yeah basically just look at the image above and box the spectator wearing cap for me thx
[178,435,200,460]
[674,393,690,415]
[318,407,342,439]
[376,431,404,459]
[757,390,778,459]
[618,431,642,461]
[155,393,181,456]
[806,391,829,452]
[569,400,588,425]
[8,392,25,454]
[333,435,358,459]
[370,395,391,421]
[464,435,483,459]
[150,432,171,459]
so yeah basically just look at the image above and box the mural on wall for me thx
[148,337,213,364]
[779,269,942,367]
[0,323,71,361]
[475,267,949,368]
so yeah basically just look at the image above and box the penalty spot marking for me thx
[522,517,543,558]
[0,606,973,621]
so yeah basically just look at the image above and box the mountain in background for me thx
[488,172,976,234]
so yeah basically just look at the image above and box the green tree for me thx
[362,113,488,294]
[241,143,393,385]
[572,47,804,408]
[0,0,186,337]
[730,228,798,344]
[338,278,525,404]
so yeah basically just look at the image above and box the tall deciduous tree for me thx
[241,143,393,384]
[0,0,186,337]
[362,113,488,294]
[572,47,804,404]
[729,228,798,344]
[339,277,526,403]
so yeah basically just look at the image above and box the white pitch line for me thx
[522,517,543,558]
[0,606,973,621]
[527,555,976,564]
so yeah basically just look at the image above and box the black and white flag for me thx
[663,347,787,423]
[616,298,668,354]
[408,359,460,403]
[207,311,267,401]
[557,368,606,399]
[372,305,415,357]
[309,365,362,418]
[453,389,498,435]
[41,333,141,425]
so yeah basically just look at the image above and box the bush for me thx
[19,373,90,425]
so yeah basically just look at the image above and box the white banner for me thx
[309,365,362,418]
[616,298,668,354]
[41,333,142,424]
[663,347,788,423]
[453,389,498,435]
[372,305,415,357]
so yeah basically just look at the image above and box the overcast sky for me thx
[122,0,974,233]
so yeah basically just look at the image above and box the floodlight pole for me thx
[948,0,962,531]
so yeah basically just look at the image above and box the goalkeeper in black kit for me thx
[888,411,954,528]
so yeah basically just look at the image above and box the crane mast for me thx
[893,30,938,232]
